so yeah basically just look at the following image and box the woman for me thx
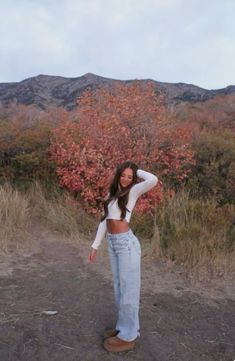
[89,161,158,352]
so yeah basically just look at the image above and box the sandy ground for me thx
[0,224,234,361]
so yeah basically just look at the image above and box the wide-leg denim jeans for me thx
[107,229,141,342]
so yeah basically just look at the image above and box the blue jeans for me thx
[107,229,141,342]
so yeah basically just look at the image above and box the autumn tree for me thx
[49,82,195,214]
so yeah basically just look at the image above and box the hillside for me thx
[0,73,234,110]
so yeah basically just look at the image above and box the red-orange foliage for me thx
[49,82,195,215]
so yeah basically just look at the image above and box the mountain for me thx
[0,73,234,110]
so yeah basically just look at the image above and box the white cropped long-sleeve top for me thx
[91,169,158,249]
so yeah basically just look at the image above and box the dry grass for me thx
[151,190,235,274]
[0,183,30,252]
[1,181,234,279]
[0,180,96,254]
[27,181,96,239]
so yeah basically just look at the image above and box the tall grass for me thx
[27,181,95,239]
[1,181,234,276]
[0,183,30,252]
[151,190,235,270]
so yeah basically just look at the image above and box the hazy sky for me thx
[1,0,235,89]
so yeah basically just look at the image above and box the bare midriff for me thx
[106,219,129,234]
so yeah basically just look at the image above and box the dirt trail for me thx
[0,225,234,361]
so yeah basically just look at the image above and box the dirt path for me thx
[0,226,234,361]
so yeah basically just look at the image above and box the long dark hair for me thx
[101,161,138,221]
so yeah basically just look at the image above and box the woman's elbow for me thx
[152,175,158,187]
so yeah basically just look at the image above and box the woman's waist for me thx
[106,218,130,234]
[107,228,134,240]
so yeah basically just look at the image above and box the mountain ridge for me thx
[0,73,234,110]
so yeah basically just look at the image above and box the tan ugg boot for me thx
[104,336,136,352]
[103,329,119,339]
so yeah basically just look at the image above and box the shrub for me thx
[187,130,235,205]
[50,82,195,215]
[0,108,57,187]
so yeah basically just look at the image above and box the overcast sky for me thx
[1,0,235,89]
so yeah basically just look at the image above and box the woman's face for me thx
[119,167,134,188]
